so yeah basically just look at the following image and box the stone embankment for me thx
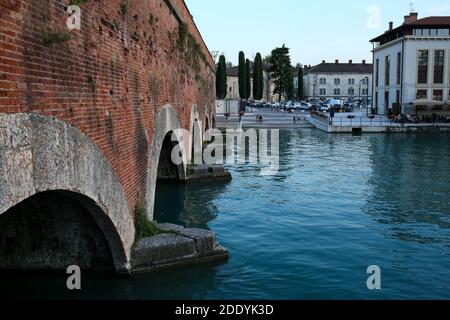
[132,223,229,273]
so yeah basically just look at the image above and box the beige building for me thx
[370,13,450,115]
[226,63,276,102]
[302,60,373,101]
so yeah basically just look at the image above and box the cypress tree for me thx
[246,59,251,99]
[253,53,263,100]
[216,55,227,99]
[238,51,246,100]
[297,66,304,101]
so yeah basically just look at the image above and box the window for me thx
[334,78,340,85]
[397,52,402,85]
[375,92,378,110]
[375,59,379,86]
[319,88,326,95]
[396,90,400,103]
[362,88,368,95]
[348,88,354,96]
[320,78,326,85]
[434,50,444,84]
[414,29,444,36]
[433,90,443,101]
[385,91,389,109]
[385,56,391,86]
[418,50,429,84]
[348,78,355,85]
[416,90,427,99]
[334,88,340,96]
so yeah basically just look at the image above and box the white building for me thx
[302,60,372,101]
[370,13,450,116]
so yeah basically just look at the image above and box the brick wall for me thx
[0,0,216,214]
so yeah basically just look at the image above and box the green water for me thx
[1,130,450,299]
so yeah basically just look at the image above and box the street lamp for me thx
[312,83,317,100]
[358,80,362,102]
[365,76,370,117]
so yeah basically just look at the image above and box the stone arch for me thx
[0,190,116,271]
[146,105,187,220]
[0,113,134,273]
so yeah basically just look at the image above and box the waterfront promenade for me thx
[308,111,450,133]
[216,109,314,129]
[217,109,450,133]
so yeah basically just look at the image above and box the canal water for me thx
[1,130,450,299]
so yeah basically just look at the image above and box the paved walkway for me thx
[216,109,314,129]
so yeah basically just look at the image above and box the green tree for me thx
[268,45,294,102]
[253,53,264,100]
[286,66,294,100]
[245,59,251,99]
[215,55,227,99]
[238,51,246,100]
[297,65,304,101]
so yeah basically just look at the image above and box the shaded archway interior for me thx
[0,191,115,271]
[157,131,184,181]
[154,131,186,222]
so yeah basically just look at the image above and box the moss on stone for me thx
[134,204,161,243]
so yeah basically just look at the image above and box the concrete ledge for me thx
[308,116,450,133]
[131,224,229,274]
[186,164,232,182]
[158,223,216,254]
[131,234,196,269]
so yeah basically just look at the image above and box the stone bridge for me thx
[0,0,216,273]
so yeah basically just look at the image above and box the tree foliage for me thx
[253,53,264,100]
[216,55,227,99]
[245,59,251,99]
[238,51,246,100]
[297,65,304,101]
[268,45,294,101]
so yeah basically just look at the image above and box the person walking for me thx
[432,113,438,126]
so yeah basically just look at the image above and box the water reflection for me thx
[154,180,229,229]
[364,134,450,245]
[2,130,450,299]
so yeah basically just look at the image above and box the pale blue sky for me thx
[185,0,450,66]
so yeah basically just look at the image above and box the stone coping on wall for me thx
[185,164,232,183]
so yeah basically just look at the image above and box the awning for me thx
[412,99,444,106]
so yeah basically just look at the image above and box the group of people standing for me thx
[256,114,264,123]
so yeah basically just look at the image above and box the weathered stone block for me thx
[178,228,217,254]
[186,164,232,182]
[157,223,185,233]
[131,234,196,268]
[156,223,217,254]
